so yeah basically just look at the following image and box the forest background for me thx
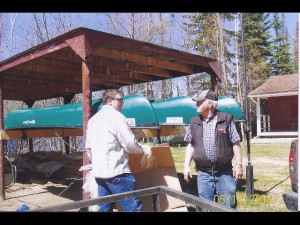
[0,12,298,154]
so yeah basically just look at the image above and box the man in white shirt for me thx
[85,89,151,212]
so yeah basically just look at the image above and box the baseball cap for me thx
[192,90,218,102]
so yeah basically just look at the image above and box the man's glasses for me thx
[110,97,124,103]
[196,100,205,105]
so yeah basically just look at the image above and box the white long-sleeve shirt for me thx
[85,105,147,179]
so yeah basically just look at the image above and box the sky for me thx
[1,13,299,61]
[284,13,298,40]
[69,13,300,54]
[74,13,299,38]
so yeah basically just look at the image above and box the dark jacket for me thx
[189,111,234,172]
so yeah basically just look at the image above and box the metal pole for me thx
[240,13,254,195]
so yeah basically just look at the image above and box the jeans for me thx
[197,169,237,211]
[95,173,143,212]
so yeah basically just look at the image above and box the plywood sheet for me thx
[128,144,186,212]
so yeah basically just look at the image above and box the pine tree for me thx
[241,13,272,91]
[182,13,235,96]
[270,13,294,75]
[240,13,273,137]
[292,20,298,73]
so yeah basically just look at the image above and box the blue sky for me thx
[1,13,298,61]
[285,13,298,38]
[80,12,299,42]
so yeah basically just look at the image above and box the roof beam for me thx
[42,49,179,79]
[0,128,83,140]
[95,57,177,78]
[94,47,195,74]
[3,78,81,94]
[86,28,211,67]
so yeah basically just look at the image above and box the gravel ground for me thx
[0,173,197,212]
[0,181,83,212]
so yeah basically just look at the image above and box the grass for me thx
[169,142,291,212]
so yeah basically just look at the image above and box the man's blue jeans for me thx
[197,169,237,211]
[95,173,143,212]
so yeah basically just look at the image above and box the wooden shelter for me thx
[248,74,298,138]
[0,27,222,200]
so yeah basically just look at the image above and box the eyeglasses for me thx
[110,97,124,103]
[196,100,205,105]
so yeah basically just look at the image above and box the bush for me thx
[168,135,187,147]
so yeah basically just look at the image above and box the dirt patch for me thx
[251,157,288,166]
[0,180,83,211]
[0,173,198,212]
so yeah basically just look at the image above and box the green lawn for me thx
[169,142,291,212]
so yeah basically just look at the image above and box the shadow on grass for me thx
[45,181,83,201]
[236,178,266,195]
[237,176,290,195]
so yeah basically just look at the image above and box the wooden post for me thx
[82,57,93,202]
[63,95,74,155]
[25,101,34,153]
[211,74,219,95]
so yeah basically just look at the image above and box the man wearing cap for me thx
[183,90,243,211]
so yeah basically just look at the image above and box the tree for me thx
[181,13,236,97]
[239,13,273,137]
[292,20,298,73]
[0,13,3,59]
[269,13,294,75]
[242,13,272,90]
[99,13,176,99]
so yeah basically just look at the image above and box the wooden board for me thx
[0,125,188,140]
[128,144,186,212]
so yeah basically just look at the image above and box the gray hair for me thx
[206,99,218,108]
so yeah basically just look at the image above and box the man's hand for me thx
[86,148,92,162]
[140,145,154,169]
[234,164,243,180]
[184,166,193,182]
[183,144,194,182]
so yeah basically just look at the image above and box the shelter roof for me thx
[248,74,298,97]
[0,27,222,104]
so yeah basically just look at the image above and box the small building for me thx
[248,74,298,138]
